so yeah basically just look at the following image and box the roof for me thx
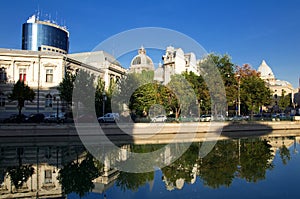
[68,51,122,67]
[257,60,275,79]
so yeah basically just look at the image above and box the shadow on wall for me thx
[221,121,273,139]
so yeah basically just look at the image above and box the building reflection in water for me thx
[0,135,299,198]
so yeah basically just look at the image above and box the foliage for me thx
[198,140,238,188]
[183,72,210,114]
[8,80,35,117]
[116,171,154,192]
[58,153,101,197]
[198,54,228,115]
[72,70,97,114]
[57,71,76,108]
[205,54,237,107]
[239,139,274,182]
[236,64,272,116]
[95,77,106,116]
[278,90,291,112]
[279,145,291,165]
[7,165,34,189]
[114,71,186,119]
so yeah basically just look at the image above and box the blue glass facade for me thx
[22,22,69,53]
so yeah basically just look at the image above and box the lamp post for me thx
[54,96,59,123]
[102,91,107,116]
[236,74,241,116]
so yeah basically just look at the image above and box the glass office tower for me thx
[22,15,69,54]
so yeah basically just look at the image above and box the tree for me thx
[8,80,35,118]
[205,54,237,107]
[58,153,101,197]
[57,71,76,110]
[236,65,272,117]
[7,165,34,189]
[183,71,210,115]
[278,90,291,112]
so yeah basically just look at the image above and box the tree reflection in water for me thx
[58,138,275,195]
[58,153,103,197]
[7,165,34,189]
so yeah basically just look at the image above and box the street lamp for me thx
[236,74,241,116]
[102,91,107,116]
[54,96,59,122]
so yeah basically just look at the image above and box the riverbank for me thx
[1,121,300,144]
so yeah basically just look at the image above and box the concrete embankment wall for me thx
[1,121,300,144]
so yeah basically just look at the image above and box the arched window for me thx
[0,67,7,82]
[45,93,53,107]
[133,57,141,65]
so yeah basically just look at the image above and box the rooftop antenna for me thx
[55,11,58,24]
[36,4,40,20]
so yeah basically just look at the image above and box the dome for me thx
[258,60,275,80]
[129,46,154,73]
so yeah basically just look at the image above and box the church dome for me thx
[258,60,275,80]
[129,46,154,73]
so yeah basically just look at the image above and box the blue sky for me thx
[1,0,300,87]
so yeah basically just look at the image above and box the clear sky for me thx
[1,0,300,88]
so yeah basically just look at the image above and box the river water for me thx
[0,135,299,199]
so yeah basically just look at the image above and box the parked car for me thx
[4,114,27,123]
[212,115,225,121]
[26,113,45,123]
[232,115,244,121]
[44,113,65,123]
[98,113,119,123]
[200,115,211,122]
[151,115,167,122]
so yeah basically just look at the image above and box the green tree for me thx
[205,54,237,108]
[198,54,227,116]
[57,71,76,110]
[236,65,271,117]
[239,139,274,182]
[183,71,210,115]
[7,165,34,189]
[95,77,106,116]
[8,80,35,118]
[279,145,291,165]
[278,90,291,112]
[116,171,154,192]
[198,140,238,188]
[58,153,101,197]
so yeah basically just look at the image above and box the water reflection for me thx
[0,135,299,198]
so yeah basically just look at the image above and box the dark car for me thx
[26,113,45,123]
[4,114,27,123]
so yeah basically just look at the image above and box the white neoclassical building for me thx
[257,60,294,111]
[129,46,155,73]
[0,48,126,119]
[158,46,199,84]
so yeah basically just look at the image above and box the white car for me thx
[151,115,167,122]
[200,115,211,122]
[98,113,119,123]
[44,113,65,123]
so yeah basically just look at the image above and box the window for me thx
[0,93,5,107]
[45,94,52,107]
[44,170,52,184]
[19,68,26,82]
[0,67,7,82]
[46,69,53,83]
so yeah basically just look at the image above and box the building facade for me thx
[129,46,155,73]
[22,15,69,54]
[69,51,126,90]
[0,48,125,119]
[257,60,294,112]
[158,46,200,84]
